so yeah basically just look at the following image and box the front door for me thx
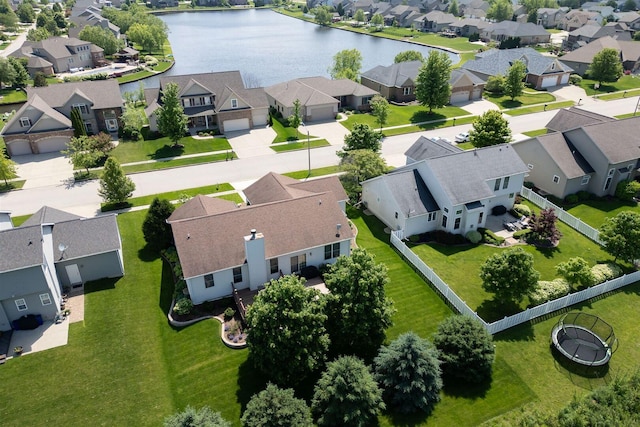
[105,119,118,132]
[65,264,83,290]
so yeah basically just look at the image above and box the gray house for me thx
[11,37,106,76]
[481,21,551,45]
[0,207,124,332]
[513,110,640,199]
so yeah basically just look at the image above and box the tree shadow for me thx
[138,243,161,262]
[84,276,120,294]
[159,260,174,316]
[532,243,560,259]
[235,357,270,412]
[410,111,445,124]
[493,321,535,342]
[384,407,430,427]
[476,298,522,323]
[442,374,492,399]
[498,99,523,109]
[149,144,185,160]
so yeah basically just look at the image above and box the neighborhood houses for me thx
[2,1,640,426]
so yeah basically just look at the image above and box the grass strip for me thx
[522,129,547,137]
[505,101,574,116]
[283,165,341,179]
[0,180,25,192]
[270,139,330,152]
[101,183,235,211]
[121,153,235,174]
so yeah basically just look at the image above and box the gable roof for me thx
[404,135,462,161]
[265,77,377,108]
[567,116,640,164]
[167,195,238,222]
[376,168,440,216]
[484,21,550,37]
[26,80,123,110]
[361,60,422,88]
[463,47,572,77]
[545,107,614,133]
[1,95,72,136]
[243,172,348,205]
[560,36,640,65]
[448,17,491,30]
[21,206,81,227]
[28,37,93,60]
[516,132,594,179]
[0,226,45,272]
[170,192,353,279]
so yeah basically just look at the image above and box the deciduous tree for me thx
[241,383,313,427]
[370,94,389,130]
[370,13,384,27]
[16,2,35,23]
[487,0,514,21]
[504,60,527,101]
[394,50,424,63]
[415,50,452,113]
[323,248,395,358]
[469,109,511,147]
[342,123,383,152]
[339,149,387,202]
[157,82,188,148]
[289,98,302,140]
[374,332,442,414]
[588,48,623,85]
[556,257,595,288]
[98,157,135,204]
[312,356,384,427]
[246,275,329,385]
[314,6,332,26]
[8,57,29,88]
[163,406,230,427]
[0,0,18,30]
[142,198,175,251]
[432,315,495,384]
[63,136,102,173]
[599,211,640,263]
[0,154,17,185]
[329,48,362,81]
[354,9,366,24]
[121,103,147,141]
[0,58,16,89]
[480,247,540,303]
[528,207,562,245]
[79,25,124,55]
[27,27,51,41]
[33,71,48,87]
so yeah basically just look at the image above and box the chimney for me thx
[244,229,267,290]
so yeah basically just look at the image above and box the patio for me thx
[8,319,69,359]
[484,212,528,243]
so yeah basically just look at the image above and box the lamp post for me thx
[301,122,311,179]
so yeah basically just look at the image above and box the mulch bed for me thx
[171,298,235,323]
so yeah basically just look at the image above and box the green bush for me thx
[408,234,421,243]
[479,228,505,246]
[469,32,480,42]
[173,296,193,315]
[564,193,579,204]
[568,74,582,85]
[529,278,570,306]
[523,181,535,189]
[512,228,531,240]
[224,307,236,319]
[615,180,640,201]
[466,230,482,244]
[485,75,505,94]
[577,190,593,201]
[144,55,158,67]
[591,263,623,284]
[512,203,531,217]
[173,279,187,300]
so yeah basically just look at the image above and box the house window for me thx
[363,96,372,104]
[291,254,306,273]
[204,273,215,288]
[503,176,510,189]
[395,212,398,219]
[325,243,340,260]
[509,193,514,198]
[15,298,27,312]
[581,175,590,185]
[442,215,448,228]
[604,168,615,191]
[231,99,238,109]
[39,293,52,306]
[84,122,93,134]
[528,164,534,169]
[553,175,560,184]
[478,212,484,224]
[443,207,449,213]
[19,117,31,127]
[73,104,89,115]
[428,212,435,221]
[494,178,502,191]
[456,209,462,215]
[270,258,278,274]
[403,87,411,95]
[68,58,74,63]
[233,267,242,283]
[454,218,461,229]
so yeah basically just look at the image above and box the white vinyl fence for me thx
[390,188,639,334]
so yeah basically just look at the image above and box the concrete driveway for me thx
[226,126,277,158]
[303,120,349,146]
[548,84,595,105]
[13,152,73,189]
[456,98,500,116]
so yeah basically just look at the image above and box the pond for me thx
[121,9,459,92]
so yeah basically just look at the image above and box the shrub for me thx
[491,205,507,215]
[512,203,531,217]
[433,230,467,245]
[485,75,505,94]
[300,265,320,279]
[577,190,593,201]
[173,296,193,315]
[173,280,187,300]
[529,279,570,306]
[615,180,640,201]
[144,55,158,66]
[408,234,421,243]
[466,230,482,244]
[569,74,582,85]
[523,181,535,189]
[224,307,236,319]
[512,228,531,240]
[469,32,480,42]
[564,193,579,204]
[479,228,505,246]
[591,263,623,284]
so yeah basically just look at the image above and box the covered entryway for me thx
[36,136,70,154]
[450,90,471,104]
[223,118,250,132]
[541,75,560,88]
[7,139,32,156]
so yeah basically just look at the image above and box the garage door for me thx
[223,118,250,132]
[560,74,569,85]
[472,87,483,100]
[252,110,268,126]
[308,106,335,122]
[37,136,69,154]
[450,91,470,104]
[7,139,32,156]
[541,76,559,88]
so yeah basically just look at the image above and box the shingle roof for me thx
[29,37,92,60]
[265,77,377,108]
[448,17,491,30]
[568,116,640,164]
[404,135,462,161]
[1,95,72,136]
[562,36,640,65]
[545,107,614,133]
[360,61,422,88]
[243,172,347,205]
[170,192,353,278]
[26,80,123,110]
[167,195,238,222]
[450,68,486,86]
[0,226,45,272]
[21,206,81,227]
[484,21,550,37]
[380,168,440,215]
[518,133,594,179]
[463,47,572,77]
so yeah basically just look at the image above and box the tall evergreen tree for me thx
[70,107,87,138]
[142,198,175,251]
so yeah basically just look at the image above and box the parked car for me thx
[455,132,469,142]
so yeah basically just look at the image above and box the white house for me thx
[361,137,529,238]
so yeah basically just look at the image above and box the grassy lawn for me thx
[0,88,27,104]
[453,51,477,68]
[101,183,236,211]
[283,165,341,179]
[578,75,640,96]
[117,70,155,84]
[566,198,640,229]
[381,115,477,137]
[342,104,470,131]
[505,101,574,116]
[597,88,640,100]
[110,136,231,164]
[270,116,317,143]
[522,129,548,137]
[615,112,639,119]
[152,60,174,72]
[270,139,330,152]
[484,91,556,109]
[121,152,235,174]
[0,180,25,192]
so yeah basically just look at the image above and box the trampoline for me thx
[551,312,617,367]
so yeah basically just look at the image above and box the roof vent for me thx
[187,233,190,240]
[336,223,342,238]
[251,229,257,239]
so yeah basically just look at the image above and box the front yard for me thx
[484,90,556,110]
[341,103,470,132]
[109,135,231,164]
[578,75,640,96]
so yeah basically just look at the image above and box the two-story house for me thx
[11,37,106,76]
[537,8,568,29]
[481,21,551,46]
[167,173,353,304]
[1,80,123,156]
[361,137,529,237]
[145,71,269,133]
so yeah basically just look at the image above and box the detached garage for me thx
[223,118,250,133]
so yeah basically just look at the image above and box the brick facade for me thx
[217,109,253,133]
[4,129,74,156]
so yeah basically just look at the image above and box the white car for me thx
[455,132,470,143]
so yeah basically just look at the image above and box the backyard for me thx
[1,200,640,426]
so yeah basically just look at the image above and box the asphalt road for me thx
[1,95,639,217]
